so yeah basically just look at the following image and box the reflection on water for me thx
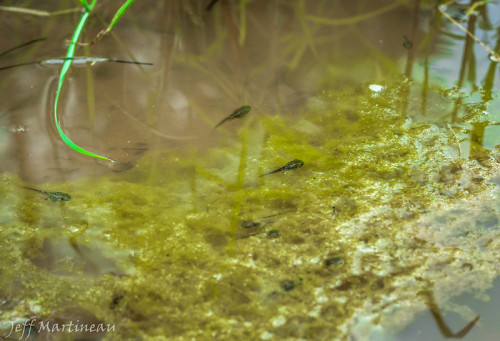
[0,0,499,340]
[387,277,500,341]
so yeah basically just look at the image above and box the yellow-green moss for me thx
[1,80,499,340]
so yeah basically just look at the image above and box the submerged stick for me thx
[0,57,152,71]
[0,38,46,57]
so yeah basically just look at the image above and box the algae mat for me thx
[0,81,499,340]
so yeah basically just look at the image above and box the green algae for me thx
[1,79,499,340]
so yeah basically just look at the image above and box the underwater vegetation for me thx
[0,0,499,340]
[1,78,499,339]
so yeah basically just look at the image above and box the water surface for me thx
[0,1,499,340]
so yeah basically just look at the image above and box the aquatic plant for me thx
[52,0,135,162]
[0,1,499,340]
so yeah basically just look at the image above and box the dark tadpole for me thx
[23,186,71,202]
[213,105,251,130]
[403,35,413,49]
[261,159,304,176]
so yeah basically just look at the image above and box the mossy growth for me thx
[0,79,498,340]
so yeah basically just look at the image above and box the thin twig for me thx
[0,5,80,17]
[448,124,463,157]
[0,38,46,57]
[110,99,199,141]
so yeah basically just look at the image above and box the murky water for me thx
[0,1,499,340]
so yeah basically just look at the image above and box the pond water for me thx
[0,1,499,340]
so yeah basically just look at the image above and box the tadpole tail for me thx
[260,168,283,177]
[22,186,44,194]
[213,117,231,130]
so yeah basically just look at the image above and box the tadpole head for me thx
[232,105,251,118]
